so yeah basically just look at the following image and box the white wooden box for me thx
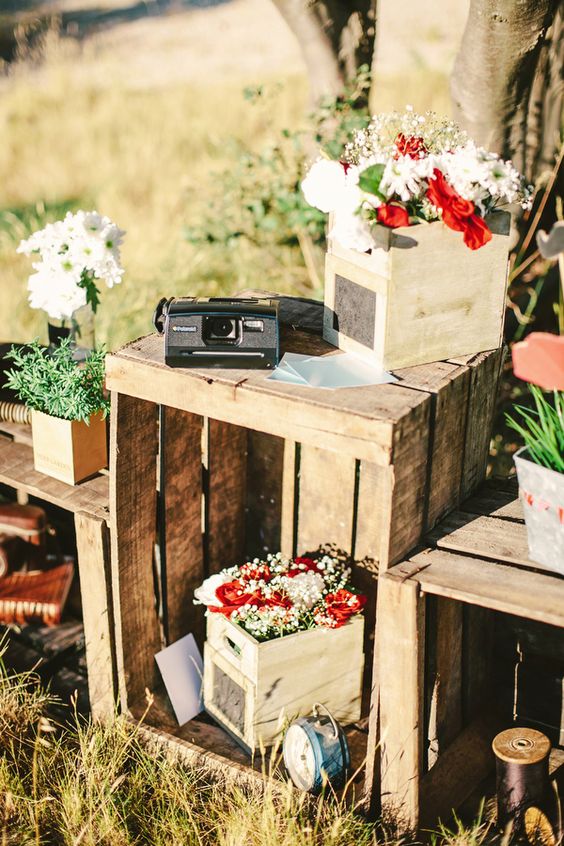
[203,613,364,753]
[324,212,511,370]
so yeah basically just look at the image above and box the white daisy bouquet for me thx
[194,553,366,642]
[302,107,533,252]
[17,210,125,321]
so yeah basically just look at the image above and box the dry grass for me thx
[0,27,451,351]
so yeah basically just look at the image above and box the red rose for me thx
[288,556,319,577]
[324,589,367,627]
[395,133,427,159]
[426,169,492,250]
[209,580,290,615]
[376,203,410,229]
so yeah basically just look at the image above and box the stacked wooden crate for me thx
[104,295,504,797]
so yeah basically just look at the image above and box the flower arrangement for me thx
[17,210,125,321]
[302,107,532,252]
[194,553,366,642]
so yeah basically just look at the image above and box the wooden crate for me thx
[104,293,503,793]
[375,478,564,829]
[0,426,114,719]
[324,212,510,370]
[203,613,364,752]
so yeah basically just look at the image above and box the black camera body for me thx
[153,297,280,369]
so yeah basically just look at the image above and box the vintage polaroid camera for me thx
[153,296,280,369]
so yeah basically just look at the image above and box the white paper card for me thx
[155,633,204,726]
[268,351,397,390]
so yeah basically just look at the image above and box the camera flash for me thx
[244,319,264,332]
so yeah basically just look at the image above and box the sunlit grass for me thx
[0,29,450,351]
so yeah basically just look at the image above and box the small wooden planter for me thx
[31,409,107,485]
[203,613,364,753]
[324,212,510,370]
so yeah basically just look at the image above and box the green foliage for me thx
[185,67,372,254]
[358,163,386,200]
[5,337,109,422]
[506,385,564,473]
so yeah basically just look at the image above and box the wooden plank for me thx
[105,334,430,465]
[206,419,247,574]
[378,572,426,828]
[363,592,382,818]
[433,597,463,754]
[109,392,161,710]
[458,348,504,499]
[399,549,564,628]
[0,435,109,522]
[419,711,500,828]
[75,511,116,719]
[296,445,356,556]
[428,510,531,566]
[161,408,205,646]
[462,488,524,522]
[280,440,298,558]
[245,431,284,558]
[463,605,494,724]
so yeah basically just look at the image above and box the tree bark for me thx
[270,0,377,102]
[451,0,561,182]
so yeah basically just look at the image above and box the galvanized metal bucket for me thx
[514,447,564,575]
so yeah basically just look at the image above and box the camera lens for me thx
[210,317,235,338]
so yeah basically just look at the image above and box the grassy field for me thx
[0,656,489,845]
[0,21,453,352]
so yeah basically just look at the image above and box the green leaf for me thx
[358,164,386,200]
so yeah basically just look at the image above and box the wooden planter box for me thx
[324,212,510,370]
[31,409,107,485]
[203,613,364,753]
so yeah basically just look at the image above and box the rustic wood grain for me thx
[378,573,426,827]
[296,444,357,556]
[427,510,531,565]
[206,419,247,573]
[74,511,116,718]
[109,392,161,709]
[161,407,205,646]
[245,431,284,558]
[0,435,109,522]
[280,440,298,558]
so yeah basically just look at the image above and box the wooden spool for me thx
[492,728,554,842]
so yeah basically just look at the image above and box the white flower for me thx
[27,260,87,320]
[193,572,231,607]
[280,571,325,611]
[380,155,433,202]
[330,208,375,252]
[301,158,349,213]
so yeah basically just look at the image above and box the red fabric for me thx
[324,589,367,627]
[376,203,410,229]
[395,133,427,159]
[426,169,492,250]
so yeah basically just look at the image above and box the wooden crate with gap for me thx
[374,477,564,829]
[104,292,503,793]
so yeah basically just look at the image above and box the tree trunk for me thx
[270,0,377,102]
[450,0,561,182]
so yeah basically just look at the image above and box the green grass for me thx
[0,652,491,846]
[0,30,451,352]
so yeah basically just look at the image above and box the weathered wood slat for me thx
[206,419,247,573]
[0,435,109,522]
[280,440,298,558]
[105,334,430,465]
[162,408,205,646]
[75,511,116,719]
[296,445,357,556]
[245,431,284,558]
[110,392,161,709]
[427,510,531,566]
[462,487,524,521]
[378,574,426,827]
[400,549,564,628]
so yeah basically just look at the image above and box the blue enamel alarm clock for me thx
[283,703,350,793]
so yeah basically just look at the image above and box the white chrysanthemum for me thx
[193,572,231,607]
[380,154,434,202]
[27,260,87,320]
[330,208,375,252]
